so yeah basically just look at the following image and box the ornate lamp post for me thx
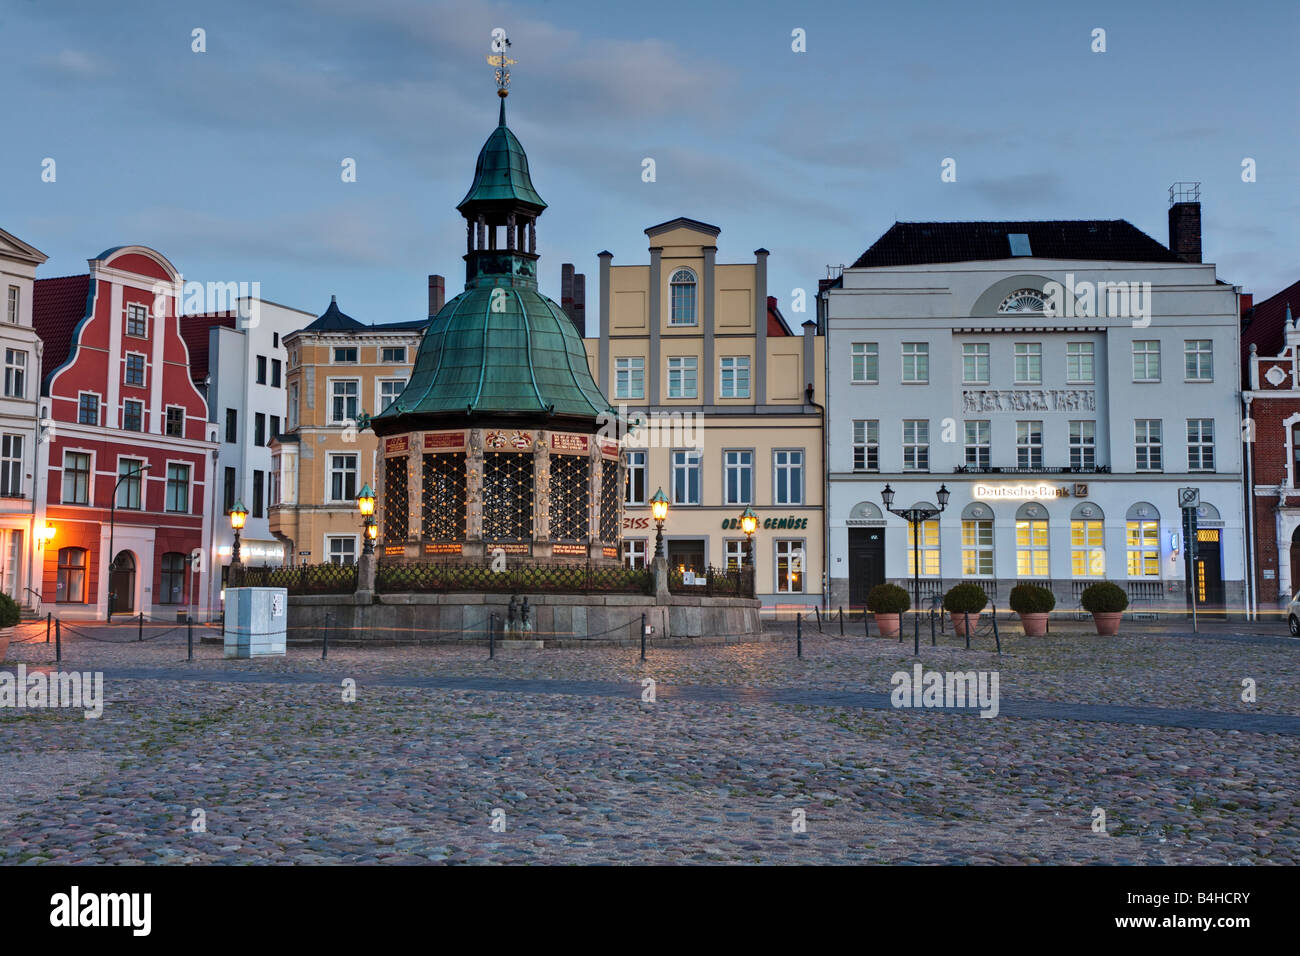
[357,483,377,555]
[229,500,248,565]
[739,506,758,568]
[882,482,951,655]
[650,487,669,560]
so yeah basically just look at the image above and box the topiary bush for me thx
[866,582,910,614]
[1080,581,1129,614]
[0,592,20,629]
[943,581,988,614]
[1008,582,1056,614]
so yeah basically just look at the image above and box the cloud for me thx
[39,49,107,76]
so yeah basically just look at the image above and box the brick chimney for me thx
[1168,183,1202,263]
[560,263,586,336]
[428,274,445,316]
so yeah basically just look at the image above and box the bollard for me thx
[187,615,194,662]
[930,608,936,646]
[864,607,870,639]
[46,610,51,644]
[640,612,646,662]
[964,611,971,650]
[814,606,823,633]
[138,611,144,642]
[796,614,803,658]
[489,613,495,659]
[838,606,844,636]
[321,612,330,660]
[992,604,1001,654]
[55,618,61,662]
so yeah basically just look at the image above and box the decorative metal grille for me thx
[423,452,467,540]
[384,456,408,542]
[668,566,755,598]
[483,452,533,541]
[375,561,652,595]
[549,454,589,542]
[599,458,619,542]
[228,563,358,595]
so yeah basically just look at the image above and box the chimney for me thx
[1167,182,1202,263]
[428,274,445,316]
[560,263,586,336]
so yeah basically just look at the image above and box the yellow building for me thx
[271,296,430,565]
[584,218,825,606]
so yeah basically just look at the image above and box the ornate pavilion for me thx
[371,82,622,565]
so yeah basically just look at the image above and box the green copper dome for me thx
[457,100,546,214]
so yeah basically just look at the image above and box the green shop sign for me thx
[721,516,809,530]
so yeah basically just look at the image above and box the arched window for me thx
[1070,502,1105,577]
[56,547,87,603]
[669,269,697,325]
[1125,502,1160,577]
[905,500,941,577]
[961,502,994,576]
[1014,502,1049,578]
[160,552,186,604]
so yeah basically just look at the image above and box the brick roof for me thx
[767,296,792,336]
[32,274,91,386]
[852,220,1182,269]
[179,312,238,384]
[1241,278,1300,359]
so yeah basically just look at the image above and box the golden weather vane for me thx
[486,31,515,97]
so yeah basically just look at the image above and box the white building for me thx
[0,228,46,609]
[182,297,313,613]
[822,202,1245,613]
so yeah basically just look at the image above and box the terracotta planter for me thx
[1092,611,1122,636]
[949,611,981,636]
[873,612,901,638]
[1018,612,1049,637]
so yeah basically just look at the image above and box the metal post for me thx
[964,611,970,650]
[992,603,1001,654]
[321,612,330,660]
[187,615,193,662]
[814,606,822,633]
[864,607,870,638]
[838,606,844,635]
[640,612,646,661]
[912,516,920,656]
[796,613,802,658]
[931,607,936,646]
[45,611,51,644]
[55,618,61,662]
[138,610,144,642]
[489,612,496,659]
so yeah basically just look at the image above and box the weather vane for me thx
[486,32,515,98]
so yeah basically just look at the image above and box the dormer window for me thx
[998,289,1047,314]
[669,269,697,325]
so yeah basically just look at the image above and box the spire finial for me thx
[487,32,514,103]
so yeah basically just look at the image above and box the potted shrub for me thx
[0,592,20,661]
[1080,581,1128,635]
[1008,582,1056,637]
[866,583,910,638]
[943,582,988,637]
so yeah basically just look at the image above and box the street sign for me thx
[298,550,311,556]
[1178,487,1200,510]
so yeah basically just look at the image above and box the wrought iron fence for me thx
[375,561,653,596]
[668,566,755,598]
[228,563,358,595]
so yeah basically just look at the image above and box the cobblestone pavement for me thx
[1,619,1297,864]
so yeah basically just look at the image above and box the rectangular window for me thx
[1184,339,1213,381]
[614,357,645,400]
[906,520,940,576]
[1126,521,1160,576]
[1014,343,1042,384]
[775,539,805,593]
[725,539,748,570]
[666,357,697,399]
[329,453,358,502]
[1066,342,1094,383]
[288,383,299,429]
[774,449,804,505]
[1015,519,1049,577]
[3,349,25,398]
[380,380,405,412]
[78,393,99,426]
[1133,340,1161,382]
[1069,421,1096,469]
[270,415,281,441]
[723,450,753,505]
[125,303,148,337]
[671,450,701,505]
[331,380,359,424]
[224,466,236,513]
[165,463,190,513]
[719,356,751,398]
[333,346,358,364]
[852,420,879,471]
[254,412,266,447]
[622,539,647,570]
[1188,419,1215,471]
[125,353,145,387]
[253,469,265,518]
[62,452,91,505]
[1017,421,1043,470]
[123,399,143,432]
[225,408,237,443]
[0,435,23,497]
[256,355,268,384]
[962,343,989,384]
[271,358,282,387]
[165,405,185,437]
[903,420,929,471]
[1071,520,1105,577]
[901,343,929,383]
[851,343,879,384]
[961,519,994,576]
[116,458,144,510]
[382,347,406,364]
[624,450,646,505]
[327,536,357,566]
[965,420,990,470]
[5,286,17,324]
[1135,419,1163,471]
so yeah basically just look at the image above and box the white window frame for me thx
[671,449,702,505]
[3,348,25,399]
[327,452,359,503]
[1133,340,1161,383]
[773,449,804,506]
[1069,420,1096,470]
[964,420,990,470]
[852,420,879,471]
[329,378,360,425]
[0,433,23,498]
[1071,520,1105,577]
[903,420,929,471]
[377,378,407,413]
[1135,419,1163,471]
[723,449,754,506]
[851,343,879,384]
[901,342,929,384]
[116,455,146,510]
[325,534,359,566]
[1126,520,1160,577]
[61,449,93,506]
[1013,342,1042,385]
[614,357,645,400]
[622,538,647,570]
[1184,339,1214,382]
[669,269,698,326]
[124,351,148,388]
[122,398,145,432]
[1187,418,1215,471]
[624,450,646,505]
[332,346,359,364]
[1066,341,1094,384]
[719,356,751,398]
[961,519,994,576]
[906,519,940,577]
[5,286,17,324]
[124,302,149,338]
[1015,519,1050,578]
[666,356,698,399]
[164,404,186,437]
[381,346,407,364]
[775,539,806,593]
[164,460,192,514]
[962,343,989,385]
[1017,420,1043,470]
[77,391,102,426]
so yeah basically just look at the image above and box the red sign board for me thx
[424,431,466,452]
[598,439,620,460]
[384,436,409,456]
[551,432,589,455]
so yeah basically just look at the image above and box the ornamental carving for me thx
[962,389,1095,413]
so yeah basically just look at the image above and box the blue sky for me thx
[3,0,1297,324]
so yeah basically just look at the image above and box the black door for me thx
[1195,531,1224,607]
[848,528,885,608]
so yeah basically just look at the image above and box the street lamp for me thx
[357,483,377,555]
[882,482,950,655]
[107,462,150,623]
[229,500,248,565]
[739,505,758,568]
[650,487,669,560]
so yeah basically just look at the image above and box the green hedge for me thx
[1008,582,1056,614]
[0,592,19,629]
[866,583,910,614]
[1080,581,1129,613]
[943,582,988,614]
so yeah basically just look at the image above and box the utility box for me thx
[224,587,288,658]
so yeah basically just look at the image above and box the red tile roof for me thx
[767,296,792,336]
[180,311,238,384]
[32,274,91,386]
[1241,278,1300,359]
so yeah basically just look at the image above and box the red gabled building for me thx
[33,245,218,620]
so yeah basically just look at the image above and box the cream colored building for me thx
[584,218,825,606]
[271,297,428,565]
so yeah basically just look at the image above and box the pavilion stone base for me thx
[287,592,761,647]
